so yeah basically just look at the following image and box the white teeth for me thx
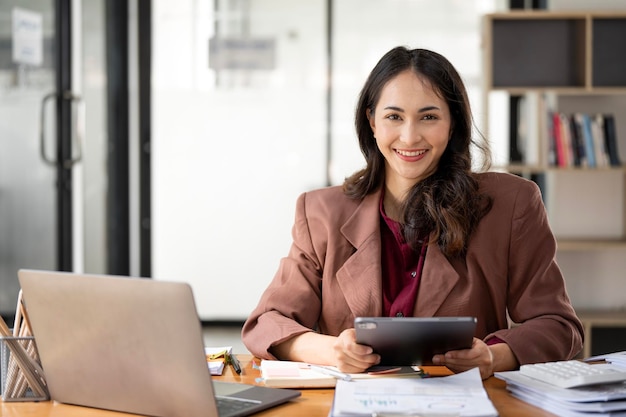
[396,149,426,157]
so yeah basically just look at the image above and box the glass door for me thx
[0,0,109,318]
[0,0,58,316]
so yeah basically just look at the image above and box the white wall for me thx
[152,0,328,319]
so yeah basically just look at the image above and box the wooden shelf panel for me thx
[557,239,626,251]
[489,87,626,95]
[577,309,626,323]
[494,165,626,174]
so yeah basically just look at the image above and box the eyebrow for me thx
[383,105,441,112]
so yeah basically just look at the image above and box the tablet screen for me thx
[355,316,477,366]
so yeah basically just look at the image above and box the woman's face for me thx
[367,69,452,198]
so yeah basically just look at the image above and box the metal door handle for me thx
[39,91,84,168]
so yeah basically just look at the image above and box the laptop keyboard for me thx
[216,396,261,415]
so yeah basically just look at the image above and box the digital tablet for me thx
[354,316,477,366]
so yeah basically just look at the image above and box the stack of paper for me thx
[260,360,342,388]
[204,346,233,376]
[330,367,498,417]
[587,351,626,368]
[496,369,626,417]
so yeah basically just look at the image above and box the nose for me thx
[400,120,421,146]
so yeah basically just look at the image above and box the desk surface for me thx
[1,355,556,417]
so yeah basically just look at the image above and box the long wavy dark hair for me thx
[343,46,493,258]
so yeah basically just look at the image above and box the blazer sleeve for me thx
[486,179,584,364]
[241,192,324,359]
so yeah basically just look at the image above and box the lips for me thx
[396,149,426,157]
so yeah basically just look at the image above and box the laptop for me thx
[17,269,300,417]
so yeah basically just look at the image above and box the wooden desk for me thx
[1,355,556,417]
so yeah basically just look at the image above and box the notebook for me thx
[258,360,425,388]
[17,269,300,417]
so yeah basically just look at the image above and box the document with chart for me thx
[330,367,497,417]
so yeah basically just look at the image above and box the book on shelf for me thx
[508,93,542,166]
[551,112,567,167]
[549,112,621,169]
[591,114,610,168]
[603,114,622,167]
[571,113,594,168]
[568,114,585,167]
[560,113,575,167]
[509,95,524,163]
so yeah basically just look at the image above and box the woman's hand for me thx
[332,328,381,373]
[432,337,517,379]
[271,329,381,373]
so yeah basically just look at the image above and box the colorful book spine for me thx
[578,113,596,168]
[552,112,566,167]
[591,114,609,168]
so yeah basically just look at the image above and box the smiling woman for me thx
[241,46,584,381]
[366,69,453,220]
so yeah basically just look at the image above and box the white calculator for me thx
[519,360,626,388]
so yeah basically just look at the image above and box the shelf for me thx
[490,17,586,88]
[557,239,626,251]
[576,310,626,358]
[484,12,626,90]
[577,309,626,326]
[497,165,626,174]
[484,11,626,359]
[489,87,626,95]
[592,18,626,87]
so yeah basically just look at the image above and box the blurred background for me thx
[1,1,626,355]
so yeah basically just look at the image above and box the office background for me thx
[151,0,498,319]
[1,0,625,329]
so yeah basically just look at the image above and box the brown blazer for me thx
[241,172,584,365]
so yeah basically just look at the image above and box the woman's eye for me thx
[423,114,438,121]
[385,114,401,121]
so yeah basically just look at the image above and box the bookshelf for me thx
[482,11,626,248]
[482,11,626,356]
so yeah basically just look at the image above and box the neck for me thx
[383,188,404,222]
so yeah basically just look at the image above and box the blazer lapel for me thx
[414,243,460,317]
[333,189,461,319]
[336,191,383,318]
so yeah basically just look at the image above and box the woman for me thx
[241,46,583,379]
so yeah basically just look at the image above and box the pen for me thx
[308,364,352,381]
[229,353,242,374]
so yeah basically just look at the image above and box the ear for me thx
[366,108,376,137]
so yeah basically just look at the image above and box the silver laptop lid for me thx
[18,269,218,417]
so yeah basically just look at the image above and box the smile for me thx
[396,149,426,157]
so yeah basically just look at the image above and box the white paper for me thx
[204,346,232,376]
[12,7,43,66]
[331,367,497,417]
[586,351,626,368]
[496,370,626,402]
